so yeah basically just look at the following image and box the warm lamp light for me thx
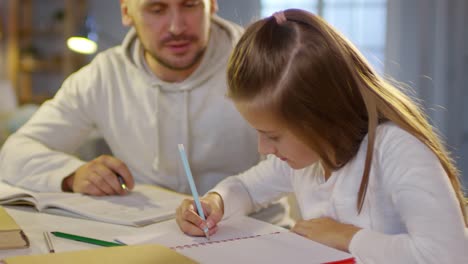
[67,15,98,54]
[67,37,97,54]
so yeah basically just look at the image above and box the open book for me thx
[115,216,354,264]
[0,182,187,227]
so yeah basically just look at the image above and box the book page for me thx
[0,182,73,207]
[0,183,187,226]
[0,182,37,206]
[40,185,187,226]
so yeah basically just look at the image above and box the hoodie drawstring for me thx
[151,86,161,171]
[179,90,190,192]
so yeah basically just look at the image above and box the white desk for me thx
[1,206,354,264]
[0,205,182,259]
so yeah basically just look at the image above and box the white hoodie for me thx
[0,16,261,196]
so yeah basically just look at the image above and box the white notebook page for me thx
[115,216,353,264]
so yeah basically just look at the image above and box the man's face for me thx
[121,0,216,71]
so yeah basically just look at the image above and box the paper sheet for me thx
[115,216,353,264]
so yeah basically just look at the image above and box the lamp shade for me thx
[67,15,98,54]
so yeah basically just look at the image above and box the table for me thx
[0,206,355,264]
[0,205,178,259]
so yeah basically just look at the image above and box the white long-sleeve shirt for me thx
[212,122,468,263]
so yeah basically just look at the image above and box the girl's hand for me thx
[291,217,361,252]
[176,192,224,237]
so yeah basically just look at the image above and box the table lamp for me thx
[67,15,98,55]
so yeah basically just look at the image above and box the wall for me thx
[89,0,128,51]
[385,0,468,190]
[217,0,260,26]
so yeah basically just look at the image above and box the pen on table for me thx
[177,143,210,240]
[117,174,128,191]
[51,231,123,247]
[43,231,55,253]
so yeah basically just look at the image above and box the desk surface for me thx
[0,206,180,259]
[1,206,358,264]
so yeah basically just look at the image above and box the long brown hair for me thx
[227,9,466,222]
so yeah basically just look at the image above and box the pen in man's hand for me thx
[117,174,128,191]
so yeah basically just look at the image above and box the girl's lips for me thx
[279,157,287,161]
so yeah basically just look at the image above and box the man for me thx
[0,0,290,224]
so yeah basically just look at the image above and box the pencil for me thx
[51,231,123,247]
[177,144,210,240]
[43,231,55,253]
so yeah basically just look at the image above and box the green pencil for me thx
[51,231,124,247]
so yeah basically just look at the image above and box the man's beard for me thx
[147,47,206,71]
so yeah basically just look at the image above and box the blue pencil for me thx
[178,144,210,240]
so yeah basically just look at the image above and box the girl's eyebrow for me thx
[257,129,277,134]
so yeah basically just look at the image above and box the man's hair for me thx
[227,9,466,222]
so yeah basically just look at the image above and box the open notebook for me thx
[0,182,187,227]
[115,216,354,264]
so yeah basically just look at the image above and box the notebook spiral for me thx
[170,231,282,250]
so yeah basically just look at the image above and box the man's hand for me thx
[62,155,134,196]
[176,192,224,237]
[291,217,361,252]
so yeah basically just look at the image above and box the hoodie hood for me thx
[114,15,245,183]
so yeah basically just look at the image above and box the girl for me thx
[176,9,467,263]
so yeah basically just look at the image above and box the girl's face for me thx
[235,102,320,169]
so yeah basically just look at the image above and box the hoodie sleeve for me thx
[0,58,103,192]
